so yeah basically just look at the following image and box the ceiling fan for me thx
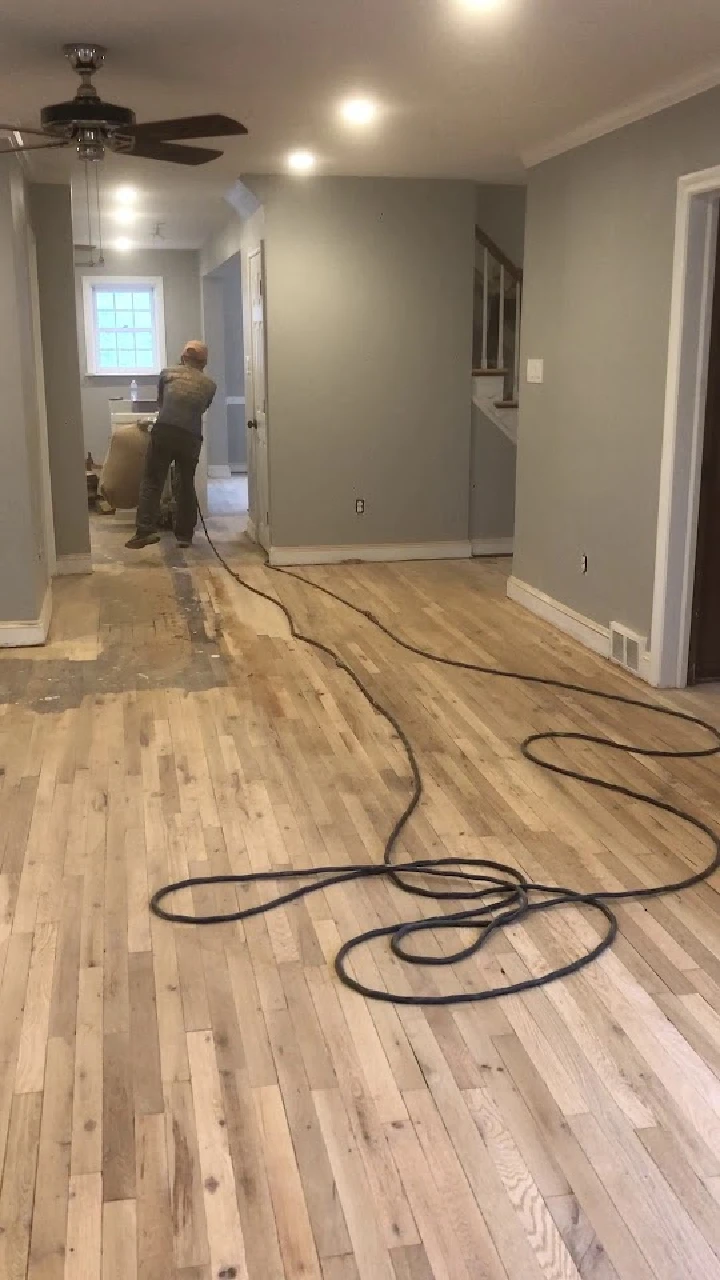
[0,43,248,166]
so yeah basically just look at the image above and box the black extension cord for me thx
[149,509,720,1006]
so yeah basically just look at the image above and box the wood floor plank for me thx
[15,921,57,1094]
[28,1035,75,1280]
[135,1112,174,1280]
[129,950,164,1115]
[219,1067,285,1280]
[102,1031,135,1203]
[313,1087,396,1280]
[71,966,104,1175]
[164,1081,210,1272]
[65,1171,102,1280]
[0,1091,42,1280]
[102,1200,138,1280]
[254,1082,323,1280]
[264,1003,352,1259]
[186,1030,249,1280]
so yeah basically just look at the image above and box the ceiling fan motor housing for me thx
[41,44,134,155]
[40,98,136,137]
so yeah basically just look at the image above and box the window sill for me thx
[84,372,162,381]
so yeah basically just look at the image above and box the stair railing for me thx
[474,226,523,405]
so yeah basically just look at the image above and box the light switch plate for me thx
[527,359,544,385]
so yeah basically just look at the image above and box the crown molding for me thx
[522,64,720,169]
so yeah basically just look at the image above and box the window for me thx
[82,276,166,376]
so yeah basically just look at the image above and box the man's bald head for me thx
[181,340,209,370]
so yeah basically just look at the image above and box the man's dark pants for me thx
[136,422,202,542]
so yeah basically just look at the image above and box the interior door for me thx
[689,221,720,682]
[248,247,269,550]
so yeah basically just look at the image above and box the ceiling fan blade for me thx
[0,122,50,138]
[0,139,68,154]
[129,114,247,143]
[129,138,224,166]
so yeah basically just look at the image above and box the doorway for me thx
[688,220,720,682]
[247,246,270,550]
[200,253,248,526]
[650,171,720,687]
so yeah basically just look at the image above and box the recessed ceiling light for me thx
[340,97,378,127]
[115,185,138,205]
[287,149,316,174]
[462,0,502,8]
[112,207,136,226]
[113,236,133,252]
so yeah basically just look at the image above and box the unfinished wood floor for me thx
[3,520,720,1279]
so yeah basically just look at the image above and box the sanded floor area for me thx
[3,515,720,1279]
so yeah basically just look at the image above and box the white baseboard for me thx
[0,584,52,648]
[507,576,610,658]
[54,552,93,577]
[507,576,652,682]
[208,464,232,479]
[268,541,472,567]
[471,537,514,558]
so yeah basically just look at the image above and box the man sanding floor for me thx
[126,339,216,551]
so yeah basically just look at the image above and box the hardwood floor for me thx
[3,515,720,1278]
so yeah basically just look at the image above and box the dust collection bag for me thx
[99,420,152,510]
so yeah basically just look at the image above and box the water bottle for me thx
[130,379,138,403]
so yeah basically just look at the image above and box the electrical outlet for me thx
[580,554,588,575]
[355,498,365,515]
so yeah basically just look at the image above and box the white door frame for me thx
[650,164,720,687]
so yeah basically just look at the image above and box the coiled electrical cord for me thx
[149,510,720,1005]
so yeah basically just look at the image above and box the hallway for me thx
[1,529,720,1279]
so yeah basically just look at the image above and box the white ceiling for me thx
[2,0,720,248]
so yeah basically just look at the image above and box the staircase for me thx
[470,225,521,556]
[472,225,522,407]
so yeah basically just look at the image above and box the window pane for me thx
[98,331,116,351]
[117,332,135,353]
[115,292,133,311]
[135,330,153,349]
[132,292,152,311]
[97,311,117,330]
[134,350,155,370]
[99,350,120,371]
[95,290,114,310]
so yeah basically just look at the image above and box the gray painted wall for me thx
[260,177,476,548]
[31,184,90,561]
[475,184,527,267]
[0,168,49,624]
[515,84,720,641]
[75,248,201,461]
[221,254,246,471]
[201,275,228,469]
[470,406,516,543]
[222,255,245,398]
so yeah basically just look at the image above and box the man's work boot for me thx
[125,532,161,550]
